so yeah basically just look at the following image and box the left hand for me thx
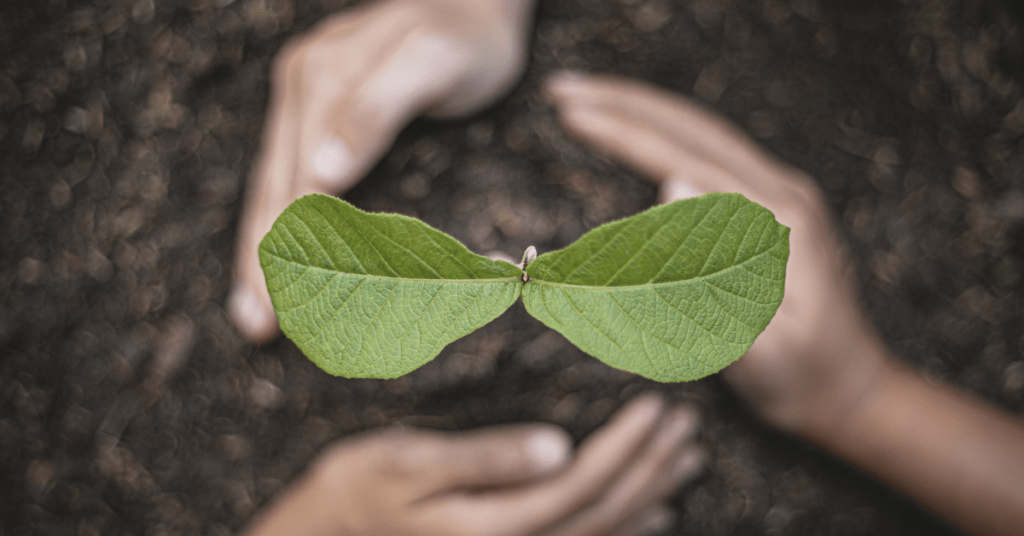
[229,0,536,343]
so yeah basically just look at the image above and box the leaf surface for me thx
[522,193,789,382]
[259,194,522,378]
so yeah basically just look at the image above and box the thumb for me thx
[658,175,706,204]
[424,424,573,491]
[299,33,472,197]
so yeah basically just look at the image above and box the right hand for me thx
[229,0,535,342]
[544,73,891,435]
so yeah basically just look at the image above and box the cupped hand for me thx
[230,0,535,342]
[242,394,704,536]
[545,73,891,435]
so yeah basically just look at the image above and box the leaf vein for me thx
[560,216,635,282]
[603,207,680,285]
[649,198,718,283]
[695,199,740,277]
[276,271,340,314]
[606,292,676,374]
[357,218,444,279]
[298,277,368,344]
[651,285,742,346]
[379,281,448,376]
[559,287,627,354]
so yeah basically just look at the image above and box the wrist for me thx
[242,474,340,536]
[796,340,897,444]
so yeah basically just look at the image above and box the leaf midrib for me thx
[528,241,785,290]
[265,240,782,289]
[262,251,522,284]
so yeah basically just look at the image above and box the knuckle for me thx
[345,97,383,131]
[271,37,335,92]
[389,1,437,26]
[295,41,332,87]
[791,175,825,208]
[470,443,517,475]
[270,39,305,87]
[776,174,828,227]
[407,29,465,67]
[380,430,439,477]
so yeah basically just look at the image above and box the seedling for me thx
[259,192,789,382]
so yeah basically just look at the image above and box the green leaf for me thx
[259,194,523,378]
[521,193,789,382]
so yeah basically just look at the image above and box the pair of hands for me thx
[233,1,891,533]
[229,0,886,434]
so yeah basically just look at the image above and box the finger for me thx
[294,29,471,200]
[546,72,800,190]
[554,99,741,189]
[545,407,704,536]
[431,394,667,535]
[228,54,302,343]
[553,96,815,231]
[286,12,414,197]
[605,503,676,536]
[413,424,573,492]
[657,176,706,204]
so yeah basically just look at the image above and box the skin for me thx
[233,3,712,533]
[242,394,704,536]
[230,1,1024,534]
[544,73,1024,536]
[229,0,537,343]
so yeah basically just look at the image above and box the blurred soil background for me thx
[3,0,1024,534]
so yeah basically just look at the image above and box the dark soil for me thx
[3,0,1024,534]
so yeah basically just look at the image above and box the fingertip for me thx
[309,136,354,186]
[599,392,667,440]
[659,177,706,203]
[671,446,706,482]
[665,405,701,442]
[526,426,573,473]
[545,70,591,101]
[624,392,667,420]
[632,504,676,536]
[228,284,280,343]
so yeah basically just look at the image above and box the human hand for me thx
[545,73,891,435]
[242,394,704,536]
[229,0,536,342]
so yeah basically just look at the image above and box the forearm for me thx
[804,357,1024,536]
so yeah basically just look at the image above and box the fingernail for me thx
[629,392,667,421]
[615,392,664,428]
[661,177,705,202]
[664,406,700,442]
[546,70,589,98]
[228,285,277,341]
[526,429,572,473]
[635,506,675,535]
[672,448,706,481]
[310,137,352,181]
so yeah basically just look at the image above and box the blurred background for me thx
[2,0,1023,534]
